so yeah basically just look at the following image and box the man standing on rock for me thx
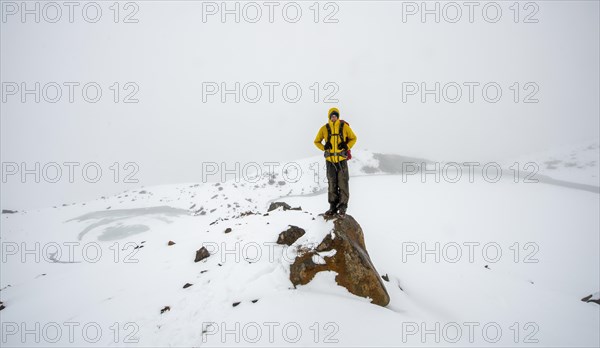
[313,107,357,217]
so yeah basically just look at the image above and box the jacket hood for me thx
[328,107,340,120]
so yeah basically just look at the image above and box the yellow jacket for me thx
[314,109,357,163]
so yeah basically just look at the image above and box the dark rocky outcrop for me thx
[194,247,210,262]
[168,241,176,246]
[277,225,306,246]
[581,292,600,305]
[1,210,17,214]
[290,215,390,307]
[267,202,301,212]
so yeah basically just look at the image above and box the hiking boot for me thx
[324,203,338,216]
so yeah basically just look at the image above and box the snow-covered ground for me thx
[1,146,599,347]
[502,140,599,187]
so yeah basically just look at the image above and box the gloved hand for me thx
[338,142,348,150]
[324,142,332,150]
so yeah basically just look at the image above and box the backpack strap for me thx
[325,123,333,151]
[339,120,346,143]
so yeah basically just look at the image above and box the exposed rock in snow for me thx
[276,225,306,246]
[267,201,302,212]
[290,215,390,307]
[581,291,600,305]
[194,247,210,262]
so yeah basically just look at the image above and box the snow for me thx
[1,147,599,347]
[501,139,600,187]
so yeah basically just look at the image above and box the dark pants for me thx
[326,160,349,208]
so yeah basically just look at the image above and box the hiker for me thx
[313,107,357,217]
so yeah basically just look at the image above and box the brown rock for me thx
[289,215,390,307]
[277,225,306,246]
[168,241,176,246]
[194,247,210,262]
[160,306,170,314]
[267,202,302,212]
